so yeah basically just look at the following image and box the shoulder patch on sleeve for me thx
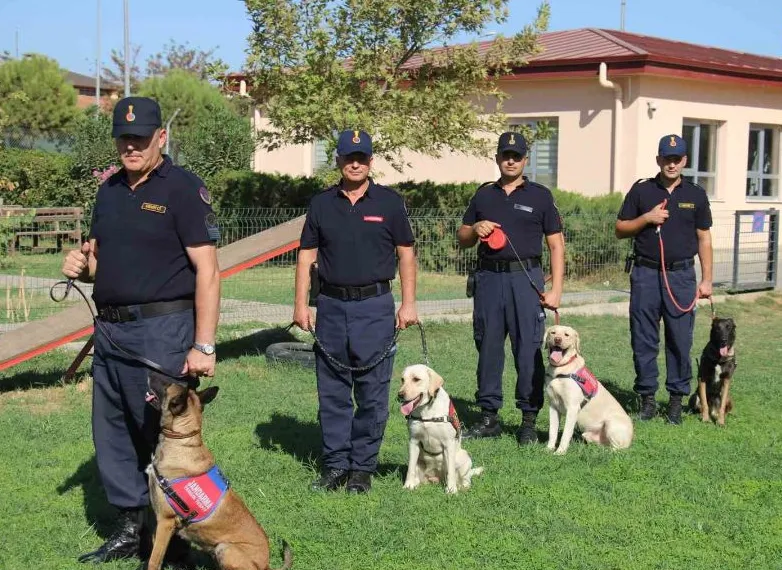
[205,212,220,241]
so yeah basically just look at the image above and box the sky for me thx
[0,0,781,79]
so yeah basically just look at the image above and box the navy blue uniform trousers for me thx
[629,264,696,397]
[472,268,547,413]
[314,292,395,473]
[91,307,194,509]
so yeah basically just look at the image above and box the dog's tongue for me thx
[550,348,564,364]
[145,391,158,403]
[720,346,729,357]
[400,398,418,416]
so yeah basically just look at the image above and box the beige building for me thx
[240,28,782,218]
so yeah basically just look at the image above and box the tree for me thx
[0,54,80,135]
[136,69,234,132]
[146,40,228,82]
[243,0,550,170]
[178,104,256,184]
[103,45,142,93]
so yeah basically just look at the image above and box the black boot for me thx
[311,468,349,491]
[638,394,657,421]
[515,411,538,445]
[462,411,502,439]
[667,395,683,425]
[346,471,372,494]
[78,507,144,563]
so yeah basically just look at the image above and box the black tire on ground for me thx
[265,341,316,369]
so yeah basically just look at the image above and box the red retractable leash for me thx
[480,227,561,324]
[656,199,705,314]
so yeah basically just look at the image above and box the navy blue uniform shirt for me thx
[617,175,712,262]
[462,177,562,260]
[299,179,415,286]
[90,156,219,305]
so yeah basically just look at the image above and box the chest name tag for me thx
[364,215,384,223]
[141,202,167,214]
[678,202,695,209]
[514,204,533,213]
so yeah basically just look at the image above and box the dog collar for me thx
[406,398,462,438]
[152,464,230,525]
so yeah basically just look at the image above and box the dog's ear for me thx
[427,368,444,398]
[197,386,219,408]
[543,326,553,345]
[574,329,581,355]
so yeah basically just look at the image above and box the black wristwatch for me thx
[193,342,216,356]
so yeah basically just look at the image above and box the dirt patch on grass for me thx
[0,376,91,414]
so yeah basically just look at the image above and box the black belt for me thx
[320,281,391,301]
[478,258,541,272]
[635,256,694,271]
[96,299,194,323]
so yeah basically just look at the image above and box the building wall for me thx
[249,72,782,215]
[632,75,782,214]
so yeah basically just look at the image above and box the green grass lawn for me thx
[1,294,780,569]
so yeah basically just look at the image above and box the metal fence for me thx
[1,130,76,153]
[0,208,775,334]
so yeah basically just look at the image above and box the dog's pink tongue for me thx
[550,349,564,364]
[400,399,417,416]
[720,346,729,357]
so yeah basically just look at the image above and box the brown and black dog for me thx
[689,317,737,426]
[144,371,292,570]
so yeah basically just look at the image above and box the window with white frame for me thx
[746,125,780,200]
[509,119,559,188]
[681,120,717,197]
[313,139,331,172]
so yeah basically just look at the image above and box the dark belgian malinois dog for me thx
[144,371,292,570]
[689,317,737,426]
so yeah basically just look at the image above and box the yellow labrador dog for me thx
[544,326,633,455]
[398,365,483,494]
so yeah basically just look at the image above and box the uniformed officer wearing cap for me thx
[457,131,565,444]
[293,129,418,494]
[61,97,221,564]
[616,134,713,425]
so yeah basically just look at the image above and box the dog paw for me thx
[403,481,419,490]
[554,448,568,456]
[717,417,726,427]
[445,485,458,494]
[546,445,557,452]
[700,415,711,423]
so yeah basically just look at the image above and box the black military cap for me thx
[112,96,162,138]
[496,131,528,156]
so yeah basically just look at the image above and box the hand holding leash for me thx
[650,199,669,233]
[61,241,91,281]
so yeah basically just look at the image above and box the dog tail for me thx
[272,540,293,570]
[470,466,484,477]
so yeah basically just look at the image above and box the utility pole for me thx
[96,0,101,107]
[15,28,19,58]
[123,0,130,97]
[620,0,626,31]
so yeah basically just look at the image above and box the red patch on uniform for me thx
[363,215,384,222]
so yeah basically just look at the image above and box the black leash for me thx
[289,321,430,372]
[50,279,194,385]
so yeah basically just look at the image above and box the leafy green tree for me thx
[178,105,256,184]
[69,109,118,182]
[243,0,549,170]
[137,69,233,131]
[0,55,80,135]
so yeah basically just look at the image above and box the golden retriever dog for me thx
[544,326,634,455]
[144,371,292,570]
[397,365,484,494]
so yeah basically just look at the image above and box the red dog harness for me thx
[555,367,599,400]
[152,464,229,525]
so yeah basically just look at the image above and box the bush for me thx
[178,106,256,184]
[208,170,323,210]
[0,148,88,207]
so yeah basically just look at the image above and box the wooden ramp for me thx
[0,216,305,373]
